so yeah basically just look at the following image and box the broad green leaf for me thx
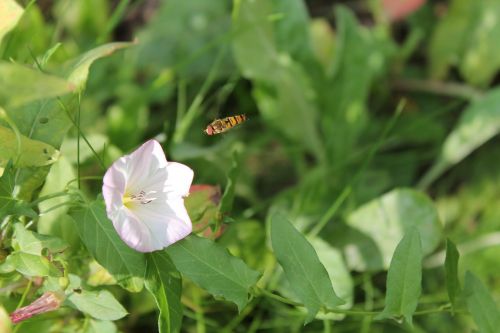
[166,235,260,311]
[145,251,183,333]
[375,228,422,326]
[270,213,344,323]
[67,289,127,321]
[0,124,59,167]
[83,320,117,333]
[420,88,500,188]
[0,62,74,108]
[345,188,441,271]
[37,156,79,251]
[5,42,131,199]
[445,239,461,308]
[218,150,240,215]
[310,238,353,321]
[69,199,146,292]
[278,237,353,321]
[0,0,23,46]
[63,41,134,91]
[2,251,62,277]
[13,223,68,256]
[464,271,500,333]
[88,320,117,333]
[0,161,35,218]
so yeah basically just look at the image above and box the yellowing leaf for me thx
[0,125,59,167]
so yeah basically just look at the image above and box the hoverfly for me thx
[204,114,247,135]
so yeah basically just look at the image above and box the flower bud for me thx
[9,291,65,324]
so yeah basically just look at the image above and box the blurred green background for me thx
[1,0,500,332]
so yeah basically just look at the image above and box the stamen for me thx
[123,190,157,206]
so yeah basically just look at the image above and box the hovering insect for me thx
[204,114,247,135]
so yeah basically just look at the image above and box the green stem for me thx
[77,93,82,189]
[255,287,459,318]
[29,191,69,207]
[308,186,351,237]
[57,98,105,170]
[15,279,32,310]
[193,290,206,333]
[39,201,73,215]
[309,100,405,236]
[393,79,483,101]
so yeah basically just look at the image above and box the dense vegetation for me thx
[1,0,500,332]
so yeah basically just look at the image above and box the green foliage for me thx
[376,228,422,325]
[218,149,241,216]
[0,0,499,331]
[62,41,135,91]
[166,235,260,311]
[12,223,67,255]
[0,161,35,218]
[69,199,146,292]
[65,276,127,321]
[0,251,62,277]
[270,213,344,322]
[0,61,74,108]
[464,272,500,333]
[0,125,59,168]
[145,251,183,333]
[429,0,500,86]
[445,239,461,309]
[421,88,500,187]
[344,188,441,271]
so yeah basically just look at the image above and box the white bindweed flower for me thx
[102,140,194,252]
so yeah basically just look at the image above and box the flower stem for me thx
[29,191,69,207]
[254,287,462,318]
[15,280,32,310]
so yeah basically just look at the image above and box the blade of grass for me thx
[173,46,227,143]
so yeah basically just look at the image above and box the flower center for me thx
[123,190,156,208]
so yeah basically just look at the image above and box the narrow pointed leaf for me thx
[464,271,500,333]
[218,150,240,215]
[421,88,500,187]
[145,251,183,333]
[376,228,422,325]
[270,212,344,323]
[63,42,134,91]
[166,235,260,311]
[445,239,461,308]
[69,199,146,292]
